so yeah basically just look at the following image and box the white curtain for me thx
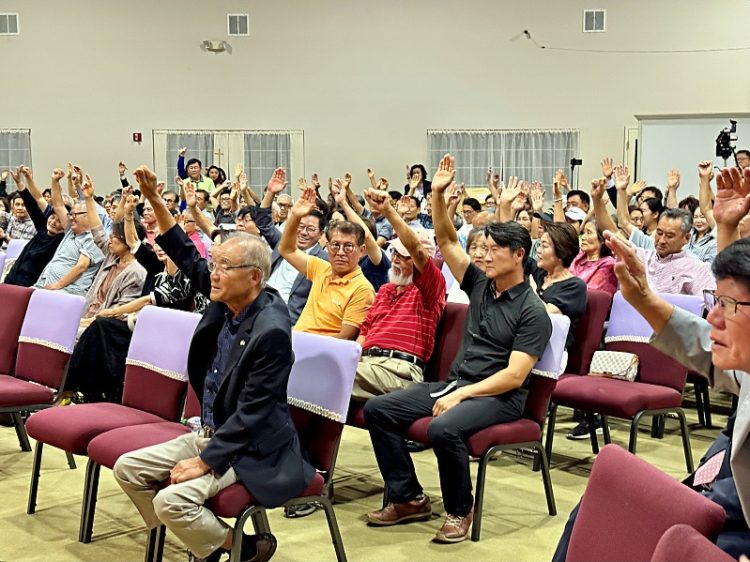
[428,129,579,190]
[243,132,292,194]
[0,129,32,171]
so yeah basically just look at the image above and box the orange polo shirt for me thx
[293,256,375,336]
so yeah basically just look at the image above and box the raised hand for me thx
[184,182,198,208]
[666,169,680,190]
[341,172,352,191]
[291,186,317,218]
[364,188,391,214]
[604,231,652,302]
[67,162,75,180]
[178,147,187,157]
[133,165,159,199]
[81,175,95,199]
[367,168,377,188]
[409,174,421,189]
[266,167,287,194]
[443,181,459,205]
[239,173,248,191]
[327,177,333,193]
[123,194,138,215]
[500,176,521,204]
[591,177,607,200]
[311,173,321,191]
[0,170,7,181]
[614,164,630,191]
[332,184,347,207]
[118,161,127,177]
[405,164,411,182]
[20,166,33,180]
[51,168,65,182]
[431,154,456,193]
[156,180,166,194]
[601,157,614,180]
[376,177,389,191]
[9,166,24,187]
[714,167,750,227]
[73,165,83,186]
[629,180,647,195]
[698,160,714,182]
[175,175,184,188]
[530,181,545,212]
[234,162,243,180]
[297,177,308,191]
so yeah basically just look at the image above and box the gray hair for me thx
[222,231,272,288]
[661,207,693,235]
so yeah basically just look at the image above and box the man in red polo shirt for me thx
[351,189,446,400]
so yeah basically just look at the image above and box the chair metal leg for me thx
[27,441,44,514]
[12,412,31,452]
[544,404,557,465]
[79,460,101,543]
[535,443,556,516]
[702,385,713,429]
[66,451,76,470]
[471,450,493,542]
[319,496,348,562]
[693,383,706,427]
[600,415,611,445]
[586,413,600,454]
[650,415,665,439]
[675,409,695,473]
[144,525,165,562]
[629,411,646,455]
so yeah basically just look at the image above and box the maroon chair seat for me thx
[0,285,33,377]
[650,524,735,562]
[0,375,55,407]
[346,404,367,428]
[26,404,167,455]
[566,445,726,562]
[553,377,682,418]
[87,422,191,468]
[209,473,326,518]
[408,417,543,452]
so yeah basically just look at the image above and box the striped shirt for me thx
[1,211,36,246]
[633,246,716,296]
[34,227,105,296]
[359,258,446,362]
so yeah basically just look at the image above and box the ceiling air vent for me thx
[583,9,606,33]
[227,13,249,37]
[0,13,19,35]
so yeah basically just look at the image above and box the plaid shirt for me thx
[1,211,36,246]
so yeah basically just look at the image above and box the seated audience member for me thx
[396,195,424,230]
[235,205,260,235]
[214,191,236,227]
[0,189,36,248]
[564,206,587,234]
[77,179,147,331]
[161,190,180,214]
[420,192,434,229]
[114,166,305,562]
[447,227,487,304]
[570,220,617,296]
[595,176,716,296]
[279,174,374,339]
[351,189,446,400]
[404,163,432,200]
[736,149,750,169]
[552,176,750,560]
[678,195,699,215]
[4,169,68,287]
[181,210,208,259]
[275,193,293,230]
[457,197,482,249]
[206,165,226,191]
[371,197,394,247]
[686,160,719,264]
[34,187,105,296]
[256,169,328,323]
[566,189,590,213]
[177,150,215,193]
[364,155,551,544]
[628,205,644,230]
[141,199,158,245]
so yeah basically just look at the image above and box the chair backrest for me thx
[5,238,29,260]
[424,302,469,382]
[122,307,201,420]
[605,292,702,391]
[0,253,5,281]
[650,524,735,562]
[183,384,202,419]
[15,289,85,389]
[567,445,726,562]
[565,290,612,376]
[440,261,456,291]
[0,284,33,376]
[524,314,570,424]
[286,332,360,473]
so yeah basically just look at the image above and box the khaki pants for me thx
[113,431,239,559]
[351,355,424,401]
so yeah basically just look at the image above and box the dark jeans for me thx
[363,381,524,517]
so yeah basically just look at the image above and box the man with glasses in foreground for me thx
[552,166,750,561]
[113,165,314,562]
[280,178,374,340]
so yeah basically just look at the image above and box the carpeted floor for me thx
[0,390,732,562]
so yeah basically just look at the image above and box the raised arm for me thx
[432,154,470,283]
[185,183,217,237]
[366,168,378,189]
[177,147,187,179]
[591,177,618,234]
[665,169,680,209]
[19,167,48,213]
[697,160,716,230]
[552,170,566,223]
[335,185,381,265]
[714,166,750,252]
[340,173,365,215]
[49,168,70,230]
[613,165,635,237]
[44,254,91,291]
[497,176,521,223]
[280,182,317,276]
[368,190,431,272]
[134,166,177,235]
[123,194,140,249]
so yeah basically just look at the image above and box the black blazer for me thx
[156,225,315,507]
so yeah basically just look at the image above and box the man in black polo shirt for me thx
[363,154,552,544]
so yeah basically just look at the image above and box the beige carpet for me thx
[0,393,730,562]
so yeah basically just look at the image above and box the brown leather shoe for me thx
[433,509,473,543]
[366,495,432,526]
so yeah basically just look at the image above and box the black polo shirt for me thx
[449,263,551,387]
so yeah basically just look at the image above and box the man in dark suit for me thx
[256,168,328,323]
[114,166,314,562]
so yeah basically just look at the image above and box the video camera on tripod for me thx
[716,119,739,165]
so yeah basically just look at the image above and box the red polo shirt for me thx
[359,258,446,362]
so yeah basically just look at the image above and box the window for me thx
[583,9,606,33]
[227,13,249,36]
[427,129,579,191]
[0,13,19,35]
[0,129,32,171]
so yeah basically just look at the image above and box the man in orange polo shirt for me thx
[279,180,374,340]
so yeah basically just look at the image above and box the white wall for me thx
[2,0,749,194]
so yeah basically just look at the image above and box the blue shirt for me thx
[360,249,391,293]
[202,302,255,429]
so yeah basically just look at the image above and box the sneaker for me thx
[366,495,432,526]
[566,419,603,440]
[241,532,277,562]
[284,502,318,518]
[433,509,473,543]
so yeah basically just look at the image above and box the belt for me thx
[200,424,215,438]
[363,348,425,370]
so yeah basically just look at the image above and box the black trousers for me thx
[363,381,525,517]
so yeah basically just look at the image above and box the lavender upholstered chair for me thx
[25,306,200,517]
[441,261,456,291]
[0,289,85,452]
[549,292,702,473]
[406,313,570,541]
[5,238,29,260]
[147,331,361,562]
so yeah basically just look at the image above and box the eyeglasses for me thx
[328,242,356,255]
[207,261,258,275]
[704,290,750,319]
[162,197,177,204]
[277,203,292,209]
[68,211,87,218]
[297,225,319,234]
[391,251,412,262]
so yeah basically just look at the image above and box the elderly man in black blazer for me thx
[114,166,314,562]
